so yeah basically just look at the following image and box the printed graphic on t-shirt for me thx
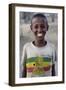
[26,56,52,77]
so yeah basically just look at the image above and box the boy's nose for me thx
[37,27,42,32]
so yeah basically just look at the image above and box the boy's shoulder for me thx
[47,42,56,49]
[23,41,56,50]
[23,42,31,49]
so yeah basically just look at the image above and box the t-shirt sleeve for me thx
[21,45,27,77]
[52,45,58,75]
[52,45,57,64]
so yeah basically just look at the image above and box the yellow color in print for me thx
[26,61,51,68]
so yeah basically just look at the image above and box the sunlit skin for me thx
[30,17,48,47]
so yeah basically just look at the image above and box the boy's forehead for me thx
[32,17,47,24]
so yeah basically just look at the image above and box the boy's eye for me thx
[34,25,38,29]
[40,25,45,29]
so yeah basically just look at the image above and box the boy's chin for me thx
[37,37,44,41]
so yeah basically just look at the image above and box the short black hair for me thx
[31,13,48,26]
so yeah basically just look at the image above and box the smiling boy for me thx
[21,13,56,77]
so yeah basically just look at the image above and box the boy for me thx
[21,13,56,77]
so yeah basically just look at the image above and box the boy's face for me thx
[31,17,48,41]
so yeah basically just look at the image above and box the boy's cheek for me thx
[31,29,37,33]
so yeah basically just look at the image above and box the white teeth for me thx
[37,33,42,37]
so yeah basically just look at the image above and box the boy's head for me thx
[30,13,49,42]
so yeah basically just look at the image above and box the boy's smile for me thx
[37,33,43,37]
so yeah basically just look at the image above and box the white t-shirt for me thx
[21,42,56,77]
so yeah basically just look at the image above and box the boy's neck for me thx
[33,40,47,47]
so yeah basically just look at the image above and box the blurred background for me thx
[19,12,58,77]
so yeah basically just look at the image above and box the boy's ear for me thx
[30,24,32,30]
[47,25,49,31]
